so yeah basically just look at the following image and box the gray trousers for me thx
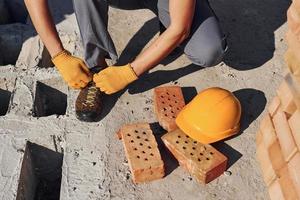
[73,0,227,69]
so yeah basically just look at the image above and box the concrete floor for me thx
[0,0,291,199]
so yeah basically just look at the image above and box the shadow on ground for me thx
[150,123,179,176]
[150,121,243,174]
[212,142,243,169]
[211,0,291,70]
[233,88,267,133]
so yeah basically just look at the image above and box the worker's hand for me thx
[93,64,138,94]
[52,50,92,89]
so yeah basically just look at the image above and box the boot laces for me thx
[83,85,98,107]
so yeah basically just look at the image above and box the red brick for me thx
[117,123,165,183]
[289,110,300,149]
[268,140,285,176]
[268,179,284,200]
[287,5,300,42]
[273,109,297,162]
[257,142,277,186]
[277,79,297,116]
[154,86,185,132]
[287,152,300,197]
[260,114,277,148]
[268,96,281,116]
[162,129,227,184]
[278,166,299,200]
[285,73,300,109]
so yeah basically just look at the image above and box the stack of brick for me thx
[256,1,300,198]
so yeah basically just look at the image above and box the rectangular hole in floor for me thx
[0,88,11,116]
[16,141,63,200]
[33,81,67,117]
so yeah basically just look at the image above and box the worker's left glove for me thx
[93,64,138,94]
[52,50,92,89]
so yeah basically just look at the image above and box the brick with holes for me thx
[154,86,186,132]
[161,129,227,184]
[117,123,165,183]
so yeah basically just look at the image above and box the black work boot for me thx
[75,82,102,122]
[75,66,104,122]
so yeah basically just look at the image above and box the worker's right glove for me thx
[93,64,138,94]
[52,50,92,89]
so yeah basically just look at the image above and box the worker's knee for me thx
[185,41,226,68]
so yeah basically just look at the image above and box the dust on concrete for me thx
[0,0,289,199]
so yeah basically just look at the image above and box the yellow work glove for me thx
[52,50,92,89]
[93,64,138,94]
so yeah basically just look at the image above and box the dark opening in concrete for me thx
[16,141,63,200]
[0,88,11,115]
[33,81,67,117]
[38,48,55,68]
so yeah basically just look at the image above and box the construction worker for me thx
[25,0,227,122]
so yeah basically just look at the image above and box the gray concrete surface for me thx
[0,0,290,199]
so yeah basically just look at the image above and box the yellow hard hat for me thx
[176,87,241,144]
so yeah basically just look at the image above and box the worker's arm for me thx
[24,0,63,57]
[94,0,196,94]
[131,0,196,75]
[25,0,92,89]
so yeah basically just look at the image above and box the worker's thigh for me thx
[157,0,227,67]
